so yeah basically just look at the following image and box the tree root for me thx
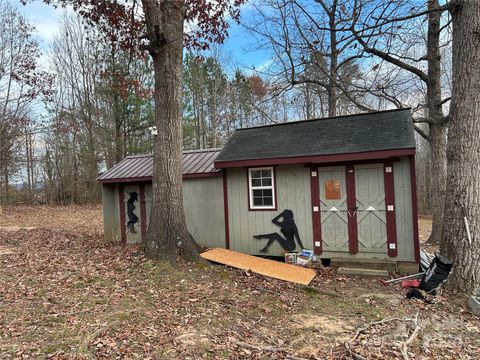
[345,311,421,360]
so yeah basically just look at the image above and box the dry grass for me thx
[0,206,478,359]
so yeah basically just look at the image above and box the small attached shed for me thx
[99,108,420,270]
[98,149,226,247]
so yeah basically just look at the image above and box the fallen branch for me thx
[347,313,421,360]
[234,339,310,360]
[345,341,367,360]
[401,311,421,360]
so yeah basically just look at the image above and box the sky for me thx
[16,1,270,74]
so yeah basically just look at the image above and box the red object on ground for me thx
[401,279,421,288]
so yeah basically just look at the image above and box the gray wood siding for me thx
[102,184,118,242]
[393,157,415,261]
[182,177,225,248]
[227,165,313,256]
[144,179,224,248]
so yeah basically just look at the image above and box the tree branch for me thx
[414,124,431,142]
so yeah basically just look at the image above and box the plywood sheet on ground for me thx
[201,248,316,285]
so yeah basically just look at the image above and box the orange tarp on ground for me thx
[200,248,316,285]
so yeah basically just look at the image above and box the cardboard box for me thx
[296,255,312,267]
[285,252,297,264]
[300,249,314,258]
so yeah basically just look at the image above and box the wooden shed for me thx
[98,108,420,270]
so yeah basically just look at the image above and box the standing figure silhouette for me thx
[127,192,139,233]
[254,209,304,252]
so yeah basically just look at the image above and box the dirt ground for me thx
[0,205,478,359]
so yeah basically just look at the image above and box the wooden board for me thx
[201,248,316,285]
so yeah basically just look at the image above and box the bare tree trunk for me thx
[440,0,480,294]
[113,93,123,164]
[327,4,338,117]
[142,0,201,263]
[426,0,447,244]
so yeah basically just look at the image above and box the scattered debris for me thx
[380,272,424,286]
[295,249,315,267]
[284,252,297,264]
[418,253,453,293]
[420,250,434,272]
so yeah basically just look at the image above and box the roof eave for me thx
[214,148,416,169]
[98,172,222,184]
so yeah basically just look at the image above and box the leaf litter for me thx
[0,205,478,359]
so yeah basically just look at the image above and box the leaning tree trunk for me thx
[427,123,447,244]
[426,0,447,245]
[440,0,480,295]
[141,0,201,263]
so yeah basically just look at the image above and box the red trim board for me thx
[222,170,230,249]
[118,185,126,245]
[383,161,398,257]
[345,164,359,254]
[215,148,416,169]
[409,155,420,263]
[139,184,146,241]
[310,169,322,255]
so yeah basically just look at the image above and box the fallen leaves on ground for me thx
[0,206,478,359]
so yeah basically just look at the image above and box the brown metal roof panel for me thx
[98,149,221,181]
[197,151,217,173]
[182,153,197,173]
[188,148,222,174]
[184,151,207,174]
[125,156,152,178]
[184,152,203,174]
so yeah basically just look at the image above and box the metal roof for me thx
[98,148,222,183]
[215,108,415,164]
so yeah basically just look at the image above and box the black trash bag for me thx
[419,253,453,293]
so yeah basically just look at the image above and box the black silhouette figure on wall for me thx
[127,192,139,233]
[254,209,305,252]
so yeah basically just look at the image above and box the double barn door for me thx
[313,163,397,257]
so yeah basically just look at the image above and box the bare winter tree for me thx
[29,0,246,263]
[0,1,52,204]
[349,0,451,245]
[245,0,369,118]
[440,0,480,295]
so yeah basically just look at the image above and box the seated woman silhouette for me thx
[254,209,305,252]
[127,192,139,233]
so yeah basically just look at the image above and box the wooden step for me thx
[337,267,389,277]
[330,258,397,271]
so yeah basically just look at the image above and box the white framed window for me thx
[248,167,276,210]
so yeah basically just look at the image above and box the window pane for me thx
[261,178,272,186]
[253,189,263,197]
[263,197,273,206]
[251,170,261,178]
[253,197,263,206]
[262,189,272,197]
[261,170,271,178]
[252,179,261,187]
